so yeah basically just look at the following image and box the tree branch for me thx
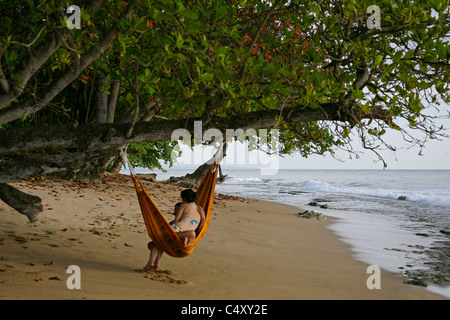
[0,103,391,156]
[0,183,42,222]
[0,24,121,126]
[239,1,279,82]
[0,30,63,109]
[0,0,106,111]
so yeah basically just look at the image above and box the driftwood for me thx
[164,143,228,188]
[0,149,119,222]
[0,183,42,222]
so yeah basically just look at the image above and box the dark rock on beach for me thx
[308,200,329,209]
[415,233,430,237]
[404,278,428,287]
[297,210,327,221]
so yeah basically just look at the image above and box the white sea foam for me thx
[216,169,450,297]
[298,179,450,208]
[226,176,450,208]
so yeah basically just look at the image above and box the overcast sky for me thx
[176,112,450,170]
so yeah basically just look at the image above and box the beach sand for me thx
[0,173,444,300]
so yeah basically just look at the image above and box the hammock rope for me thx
[120,146,222,258]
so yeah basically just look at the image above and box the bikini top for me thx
[181,215,199,226]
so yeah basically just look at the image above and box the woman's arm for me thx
[173,205,184,223]
[196,206,206,232]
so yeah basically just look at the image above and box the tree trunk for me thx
[108,157,124,173]
[96,72,109,124]
[0,149,119,183]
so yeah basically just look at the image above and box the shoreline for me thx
[0,173,445,299]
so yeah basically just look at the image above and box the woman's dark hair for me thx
[181,189,197,203]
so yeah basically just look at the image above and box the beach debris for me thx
[139,173,157,182]
[297,210,327,221]
[217,193,242,201]
[90,229,102,236]
[397,195,407,200]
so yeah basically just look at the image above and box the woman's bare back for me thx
[176,203,200,231]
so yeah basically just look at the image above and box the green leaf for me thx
[403,50,415,60]
[201,72,214,82]
[343,126,350,139]
[436,42,449,60]
[309,102,321,109]
[187,21,208,34]
[217,6,229,19]
[435,80,446,94]
[373,55,383,67]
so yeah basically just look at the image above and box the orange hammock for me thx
[122,150,220,258]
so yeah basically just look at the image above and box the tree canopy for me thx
[0,0,449,182]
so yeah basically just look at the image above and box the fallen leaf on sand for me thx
[60,228,67,231]
[49,276,61,281]
[124,243,133,247]
[44,261,53,266]
[24,262,35,266]
[108,232,120,237]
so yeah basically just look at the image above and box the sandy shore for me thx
[0,173,444,300]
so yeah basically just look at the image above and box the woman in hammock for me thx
[144,189,205,270]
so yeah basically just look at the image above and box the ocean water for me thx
[125,165,450,298]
